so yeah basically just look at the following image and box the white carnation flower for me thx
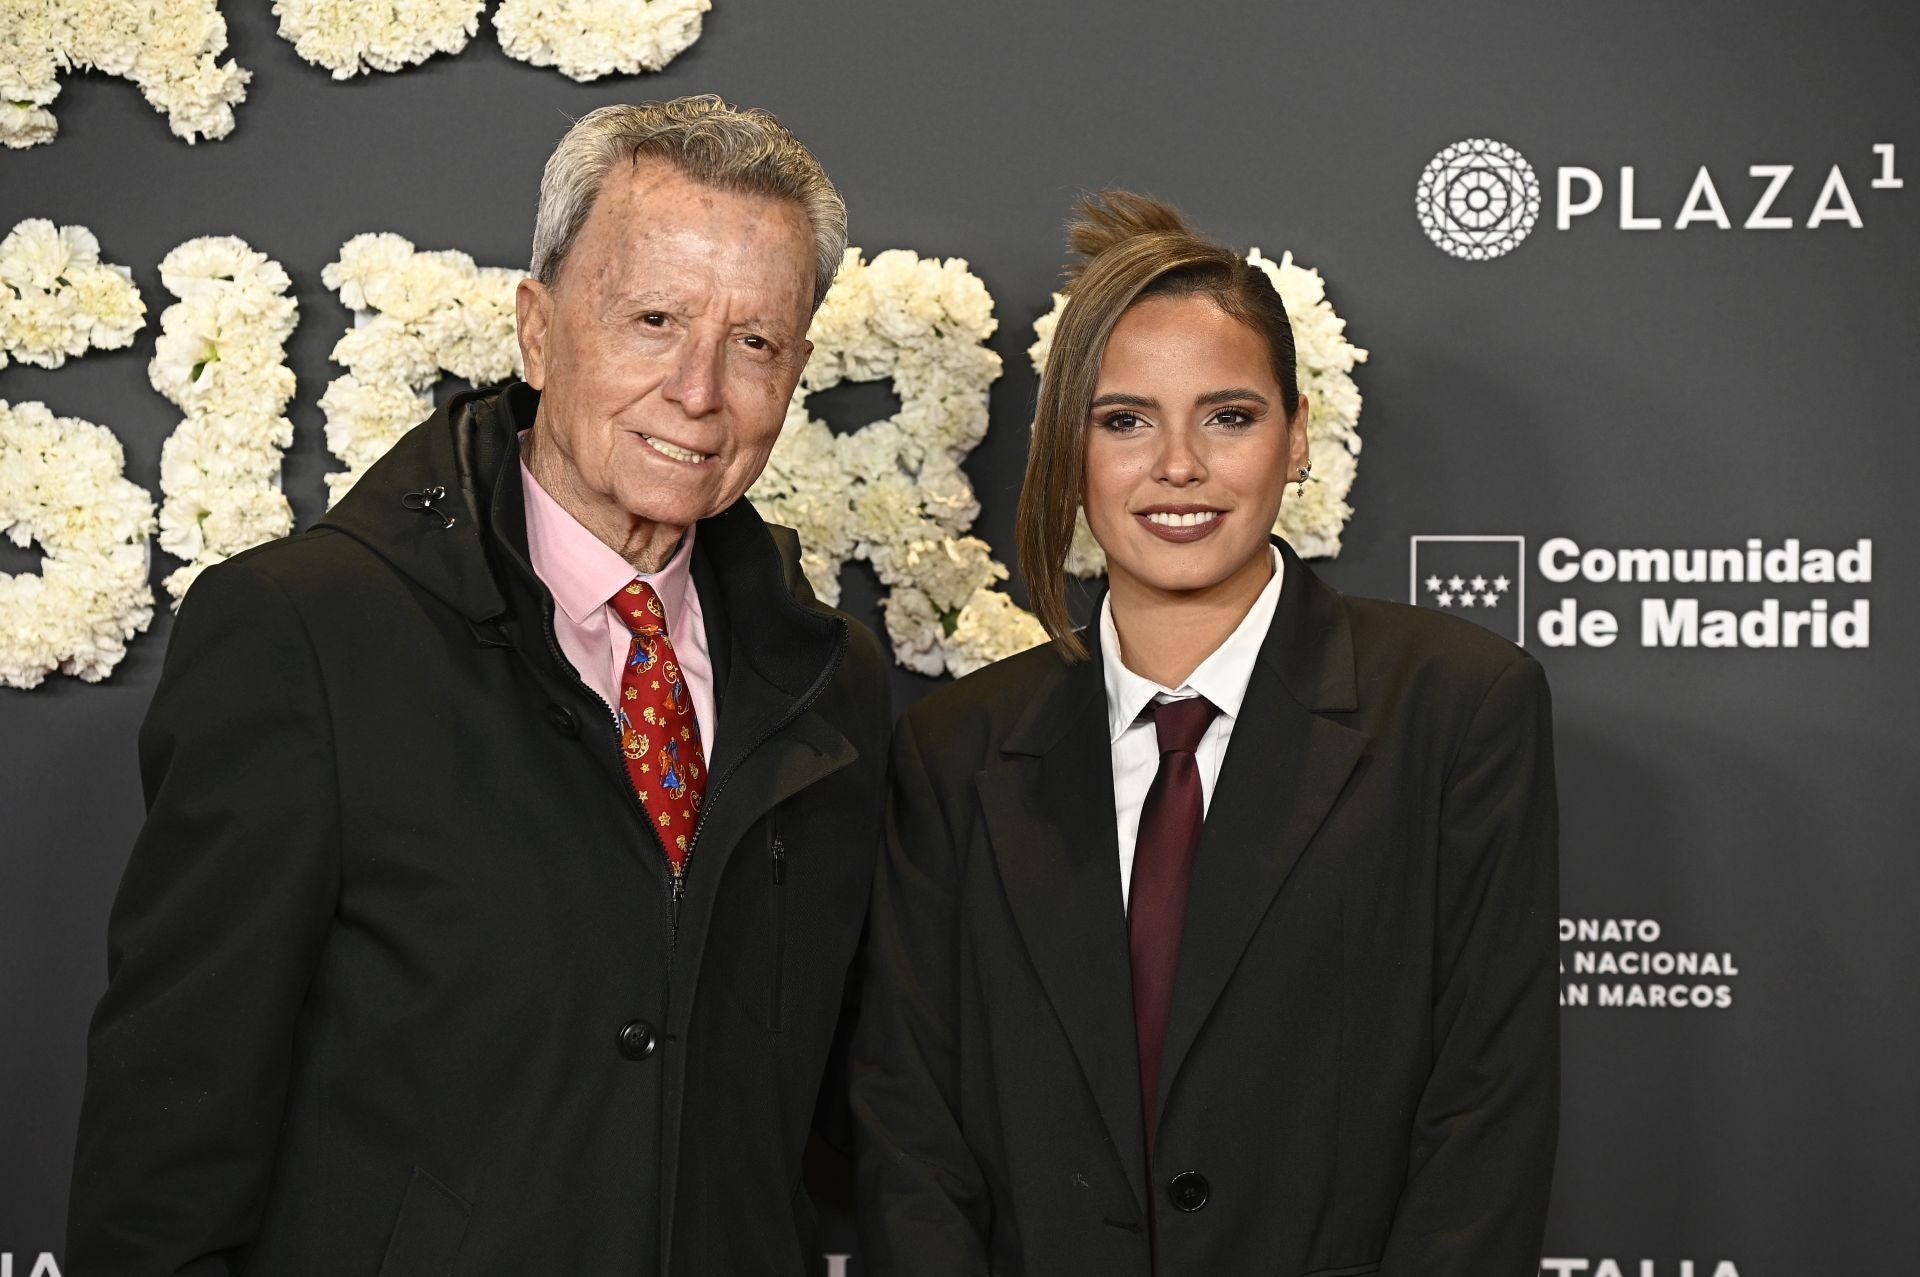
[332,320,442,388]
[323,233,421,311]
[319,236,527,506]
[494,0,711,81]
[272,0,484,79]
[746,245,1039,675]
[943,587,1050,678]
[148,236,299,606]
[882,587,947,679]
[0,219,146,370]
[7,0,251,148]
[0,399,158,687]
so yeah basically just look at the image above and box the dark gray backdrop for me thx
[4,2,1916,1270]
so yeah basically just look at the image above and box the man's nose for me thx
[662,329,726,417]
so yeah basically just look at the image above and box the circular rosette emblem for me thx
[1416,138,1541,261]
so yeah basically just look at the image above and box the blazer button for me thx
[1167,1170,1209,1212]
[547,703,579,737]
[616,1020,657,1060]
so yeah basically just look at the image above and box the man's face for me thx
[516,157,817,536]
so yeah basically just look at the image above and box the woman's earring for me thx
[1295,464,1311,497]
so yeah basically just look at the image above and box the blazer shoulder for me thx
[898,637,1076,759]
[1340,593,1544,698]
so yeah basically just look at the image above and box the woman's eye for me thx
[1212,408,1255,428]
[1099,412,1143,432]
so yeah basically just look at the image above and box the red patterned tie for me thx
[1128,695,1218,1155]
[609,579,709,874]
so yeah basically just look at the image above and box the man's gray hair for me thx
[530,96,848,309]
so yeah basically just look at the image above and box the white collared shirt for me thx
[1101,545,1285,910]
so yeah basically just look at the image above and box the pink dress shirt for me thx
[519,458,719,760]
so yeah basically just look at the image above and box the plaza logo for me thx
[1416,139,1542,260]
[1409,535,1873,649]
[1417,136,1905,259]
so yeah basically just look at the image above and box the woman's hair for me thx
[1016,190,1302,661]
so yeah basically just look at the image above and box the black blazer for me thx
[850,540,1558,1277]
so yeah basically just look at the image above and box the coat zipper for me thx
[539,610,682,956]
[768,828,787,1032]
[543,607,849,973]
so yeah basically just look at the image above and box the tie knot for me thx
[1150,695,1217,755]
[610,578,668,636]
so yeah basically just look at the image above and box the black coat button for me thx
[616,1020,656,1060]
[547,704,579,737]
[1167,1170,1209,1212]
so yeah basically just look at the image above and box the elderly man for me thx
[68,97,888,1275]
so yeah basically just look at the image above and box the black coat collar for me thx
[976,538,1370,1212]
[315,381,847,713]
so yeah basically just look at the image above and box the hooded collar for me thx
[314,381,846,710]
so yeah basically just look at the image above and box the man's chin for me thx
[616,484,730,530]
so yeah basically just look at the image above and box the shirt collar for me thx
[1100,544,1286,743]
[518,454,698,630]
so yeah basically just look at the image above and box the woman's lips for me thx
[1134,509,1225,543]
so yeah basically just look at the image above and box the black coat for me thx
[68,383,891,1276]
[850,540,1558,1277]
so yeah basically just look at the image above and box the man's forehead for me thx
[575,172,811,298]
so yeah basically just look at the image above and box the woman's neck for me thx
[1107,548,1274,688]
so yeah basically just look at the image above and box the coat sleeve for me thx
[67,553,340,1276]
[1380,653,1560,1277]
[849,709,992,1276]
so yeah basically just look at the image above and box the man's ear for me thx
[516,277,553,390]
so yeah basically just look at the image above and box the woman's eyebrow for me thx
[1195,387,1270,408]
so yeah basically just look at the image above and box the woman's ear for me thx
[1288,392,1313,477]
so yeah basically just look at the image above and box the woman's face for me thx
[1082,293,1309,601]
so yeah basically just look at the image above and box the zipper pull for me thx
[771,836,786,885]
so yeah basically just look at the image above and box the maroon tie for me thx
[1128,695,1219,1156]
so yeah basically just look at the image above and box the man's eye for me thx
[742,334,769,350]
[641,312,668,327]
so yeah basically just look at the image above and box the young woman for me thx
[851,192,1559,1277]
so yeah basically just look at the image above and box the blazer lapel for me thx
[1157,545,1370,1115]
[976,654,1149,1215]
